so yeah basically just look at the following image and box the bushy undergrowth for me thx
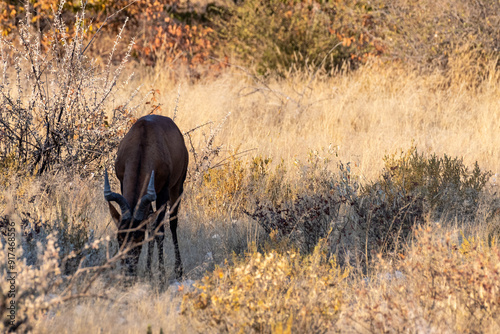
[0,143,492,329]
[181,243,348,333]
[343,225,500,333]
[193,146,491,268]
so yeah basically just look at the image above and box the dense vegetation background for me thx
[2,0,499,74]
[0,0,500,332]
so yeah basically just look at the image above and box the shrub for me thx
[354,170,425,260]
[211,0,384,75]
[0,217,124,332]
[344,225,500,332]
[247,192,341,254]
[114,0,216,69]
[0,2,136,176]
[377,145,491,219]
[243,151,340,249]
[198,157,247,217]
[192,154,292,219]
[181,244,348,333]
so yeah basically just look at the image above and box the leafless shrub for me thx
[184,111,231,184]
[0,1,137,176]
[245,193,341,253]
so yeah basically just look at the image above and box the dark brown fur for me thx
[105,115,188,279]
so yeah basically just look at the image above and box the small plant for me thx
[197,156,246,217]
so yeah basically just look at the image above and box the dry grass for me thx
[35,282,186,334]
[339,225,500,333]
[1,60,500,333]
[1,2,500,332]
[137,60,500,183]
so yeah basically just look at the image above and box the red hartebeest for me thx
[104,115,188,279]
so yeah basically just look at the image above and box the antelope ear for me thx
[108,202,121,227]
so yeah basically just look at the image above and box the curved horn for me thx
[133,171,157,221]
[104,169,131,220]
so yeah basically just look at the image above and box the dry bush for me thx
[243,151,341,254]
[181,243,349,333]
[211,0,500,76]
[101,0,218,69]
[342,225,500,333]
[187,148,340,255]
[0,2,137,176]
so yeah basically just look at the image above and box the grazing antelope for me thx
[104,115,188,279]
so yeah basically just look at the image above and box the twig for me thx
[210,148,257,170]
[81,1,137,55]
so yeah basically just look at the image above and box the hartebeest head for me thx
[104,169,157,245]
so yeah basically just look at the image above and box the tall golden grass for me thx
[2,59,500,332]
[142,59,500,182]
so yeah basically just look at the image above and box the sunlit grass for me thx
[140,61,500,183]
[1,60,500,333]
